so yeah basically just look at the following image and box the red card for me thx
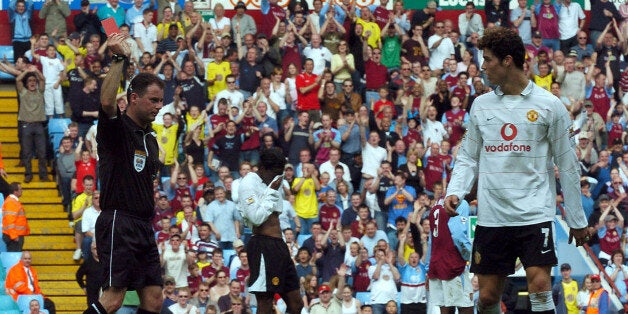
[102,17,120,36]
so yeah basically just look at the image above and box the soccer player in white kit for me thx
[444,27,590,314]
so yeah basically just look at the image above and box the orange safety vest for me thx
[586,288,606,314]
[5,260,42,300]
[2,195,30,240]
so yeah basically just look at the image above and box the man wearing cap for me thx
[597,196,624,264]
[585,274,609,313]
[134,9,158,55]
[525,31,552,59]
[575,100,606,152]
[310,266,347,314]
[231,1,257,42]
[153,192,174,231]
[157,7,183,40]
[73,1,100,46]
[552,263,579,314]
[575,132,598,167]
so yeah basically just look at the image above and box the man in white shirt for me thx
[457,2,484,43]
[319,147,351,182]
[303,34,332,75]
[427,20,454,74]
[557,0,585,54]
[134,9,158,54]
[81,190,101,261]
[444,27,589,314]
[212,74,244,114]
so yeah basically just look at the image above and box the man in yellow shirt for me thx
[71,175,95,260]
[552,263,579,314]
[291,161,321,234]
[206,46,231,101]
[355,7,381,49]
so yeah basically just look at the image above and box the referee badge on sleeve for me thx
[134,150,147,172]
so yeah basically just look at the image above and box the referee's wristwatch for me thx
[111,53,128,63]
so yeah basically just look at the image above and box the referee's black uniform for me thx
[95,106,163,289]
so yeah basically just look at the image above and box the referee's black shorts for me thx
[96,210,162,290]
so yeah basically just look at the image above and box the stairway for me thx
[0,89,83,314]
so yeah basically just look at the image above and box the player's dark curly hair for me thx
[258,147,286,185]
[478,27,525,70]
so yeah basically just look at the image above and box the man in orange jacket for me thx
[5,251,41,299]
[5,251,56,313]
[2,182,30,252]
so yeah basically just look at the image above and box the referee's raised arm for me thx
[100,33,130,118]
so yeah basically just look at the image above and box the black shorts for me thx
[247,235,300,294]
[95,210,162,290]
[470,221,557,275]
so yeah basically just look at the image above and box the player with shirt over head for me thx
[237,147,304,314]
[444,27,590,314]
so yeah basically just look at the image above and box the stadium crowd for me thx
[2,0,628,312]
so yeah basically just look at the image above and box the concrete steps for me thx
[0,88,82,313]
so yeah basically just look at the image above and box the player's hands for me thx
[444,195,459,217]
[568,227,590,247]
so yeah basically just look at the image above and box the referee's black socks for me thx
[83,301,107,314]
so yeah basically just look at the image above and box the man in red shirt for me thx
[364,48,389,106]
[296,58,322,122]
[319,190,341,231]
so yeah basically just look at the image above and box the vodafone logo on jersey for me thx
[500,123,517,141]
[484,123,531,153]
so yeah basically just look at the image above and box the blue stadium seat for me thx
[297,234,309,247]
[17,294,44,312]
[0,252,21,273]
[0,295,18,311]
[0,281,5,294]
[0,46,15,81]
[356,291,371,305]
[47,118,71,153]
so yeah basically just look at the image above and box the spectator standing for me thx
[30,43,65,119]
[96,0,125,28]
[552,263,579,314]
[485,0,509,26]
[292,163,321,233]
[203,187,241,249]
[70,77,100,138]
[296,59,322,122]
[260,0,286,38]
[596,197,624,265]
[586,274,609,313]
[2,182,29,252]
[589,0,621,45]
[16,67,48,183]
[534,0,561,53]
[458,2,484,43]
[9,0,33,59]
[368,249,400,313]
[135,9,158,55]
[427,21,454,74]
[510,0,535,45]
[557,0,585,54]
[156,0,181,22]
[38,0,70,38]
[231,1,256,42]
[73,0,101,46]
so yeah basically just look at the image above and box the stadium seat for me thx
[17,294,44,312]
[297,234,309,247]
[0,295,18,311]
[356,291,371,305]
[0,252,21,272]
[0,281,5,294]
[47,118,71,153]
[0,46,14,81]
